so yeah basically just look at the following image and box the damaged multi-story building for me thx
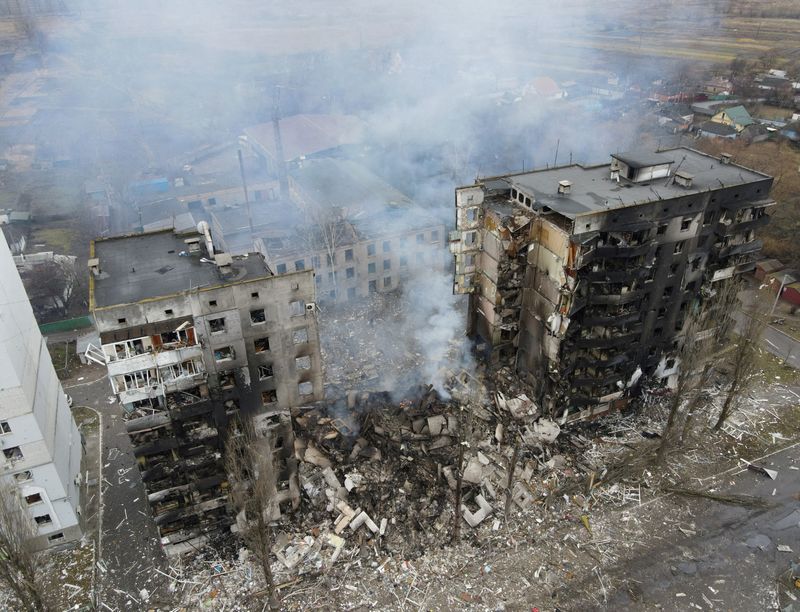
[209,158,449,303]
[451,148,773,421]
[87,223,323,553]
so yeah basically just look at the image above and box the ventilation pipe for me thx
[197,221,215,260]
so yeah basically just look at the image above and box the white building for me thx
[0,233,83,549]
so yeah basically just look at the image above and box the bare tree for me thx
[713,289,769,431]
[679,279,740,441]
[0,480,51,612]
[225,417,279,606]
[298,204,351,299]
[656,278,746,461]
[655,302,713,464]
[22,258,78,318]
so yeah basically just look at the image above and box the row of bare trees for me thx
[656,279,769,463]
[0,481,51,611]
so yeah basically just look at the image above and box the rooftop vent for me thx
[215,252,233,274]
[674,171,694,188]
[558,180,572,195]
[184,237,201,254]
[720,153,732,165]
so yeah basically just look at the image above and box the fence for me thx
[39,315,93,335]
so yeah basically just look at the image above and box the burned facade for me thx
[451,148,773,421]
[88,225,323,553]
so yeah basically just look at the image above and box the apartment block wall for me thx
[0,233,83,549]
[260,225,449,303]
[452,165,773,421]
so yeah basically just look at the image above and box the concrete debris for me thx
[462,494,493,527]
[495,392,539,420]
[745,461,778,480]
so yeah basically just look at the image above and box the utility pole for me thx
[237,148,254,235]
[771,274,789,315]
[272,85,290,200]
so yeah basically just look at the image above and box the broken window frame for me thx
[0,421,10,435]
[289,300,305,317]
[295,355,311,371]
[254,337,271,353]
[261,390,278,406]
[33,514,52,526]
[250,308,266,324]
[25,493,43,506]
[298,381,313,397]
[257,364,274,380]
[14,470,32,483]
[3,446,23,462]
[214,346,235,361]
[219,370,236,389]
[208,317,226,334]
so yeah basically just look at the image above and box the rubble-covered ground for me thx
[156,349,800,611]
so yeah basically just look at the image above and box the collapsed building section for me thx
[451,147,774,422]
[88,224,323,553]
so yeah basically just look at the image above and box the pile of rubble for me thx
[318,291,427,390]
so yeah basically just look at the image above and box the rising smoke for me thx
[4,0,728,396]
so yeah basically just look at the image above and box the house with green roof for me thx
[710,105,755,133]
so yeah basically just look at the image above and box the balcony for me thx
[588,289,646,306]
[584,267,650,283]
[156,345,204,368]
[572,371,627,388]
[715,214,769,237]
[579,242,653,267]
[573,327,642,349]
[718,239,763,259]
[581,310,641,327]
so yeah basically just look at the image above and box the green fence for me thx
[39,315,93,335]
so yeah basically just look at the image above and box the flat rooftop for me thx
[482,147,771,219]
[92,229,270,308]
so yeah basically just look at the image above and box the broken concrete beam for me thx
[512,482,536,510]
[463,458,484,485]
[462,494,493,527]
[304,443,332,468]
[427,415,447,436]
[334,502,357,534]
[523,419,561,445]
[327,533,345,563]
[443,466,457,490]
[379,518,388,536]
[350,510,380,534]
[428,435,453,450]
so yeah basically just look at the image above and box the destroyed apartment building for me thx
[87,223,324,553]
[451,147,773,422]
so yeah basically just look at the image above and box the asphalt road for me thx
[606,442,800,610]
[733,311,800,369]
[65,371,170,610]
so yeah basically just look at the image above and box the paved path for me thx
[732,310,800,368]
[66,373,170,610]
